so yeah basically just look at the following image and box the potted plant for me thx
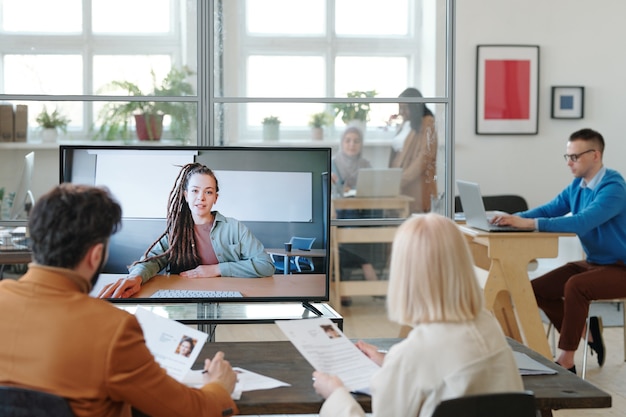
[36,106,70,142]
[332,90,377,123]
[308,111,333,140]
[262,115,281,141]
[95,66,196,141]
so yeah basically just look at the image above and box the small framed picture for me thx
[551,86,584,119]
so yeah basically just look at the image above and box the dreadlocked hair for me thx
[131,163,219,273]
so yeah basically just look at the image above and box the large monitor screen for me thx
[59,145,331,305]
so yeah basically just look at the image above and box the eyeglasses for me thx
[563,149,596,162]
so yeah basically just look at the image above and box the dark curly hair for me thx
[28,184,122,268]
[134,163,219,272]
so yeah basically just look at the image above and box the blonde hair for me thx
[387,213,483,325]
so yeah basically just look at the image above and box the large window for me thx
[215,0,444,143]
[0,0,197,142]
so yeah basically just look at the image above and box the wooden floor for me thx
[215,296,625,417]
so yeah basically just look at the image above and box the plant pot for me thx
[263,123,280,141]
[41,128,58,143]
[135,114,164,140]
[311,127,324,140]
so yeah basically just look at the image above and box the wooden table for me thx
[0,250,31,280]
[459,225,575,359]
[330,225,396,311]
[92,273,327,300]
[507,338,611,417]
[192,338,610,416]
[264,248,327,275]
[92,274,342,334]
[329,196,411,312]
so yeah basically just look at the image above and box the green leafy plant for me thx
[262,115,281,125]
[35,106,70,133]
[308,112,333,128]
[332,90,377,124]
[95,66,196,141]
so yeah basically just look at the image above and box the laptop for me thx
[351,168,402,198]
[456,180,534,232]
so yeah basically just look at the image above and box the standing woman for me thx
[99,163,275,298]
[389,87,438,213]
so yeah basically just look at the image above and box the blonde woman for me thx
[313,213,523,417]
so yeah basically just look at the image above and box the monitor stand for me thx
[302,301,322,316]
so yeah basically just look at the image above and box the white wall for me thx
[455,0,626,208]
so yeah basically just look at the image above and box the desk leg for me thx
[485,258,552,358]
[284,255,290,275]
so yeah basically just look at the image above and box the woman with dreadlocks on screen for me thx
[99,163,275,299]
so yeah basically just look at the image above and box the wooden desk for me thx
[92,273,327,300]
[329,196,410,311]
[507,337,611,417]
[330,225,396,312]
[459,225,575,358]
[0,250,31,280]
[0,227,32,278]
[265,248,327,275]
[192,338,610,416]
[332,195,414,218]
[92,274,342,331]
[0,250,31,265]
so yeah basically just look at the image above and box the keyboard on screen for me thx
[150,289,243,298]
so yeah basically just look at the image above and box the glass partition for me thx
[0,0,454,290]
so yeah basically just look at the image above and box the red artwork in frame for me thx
[476,45,539,134]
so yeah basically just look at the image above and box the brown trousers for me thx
[532,260,626,351]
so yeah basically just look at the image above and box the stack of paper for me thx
[513,351,557,375]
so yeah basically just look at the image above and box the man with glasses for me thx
[492,128,626,374]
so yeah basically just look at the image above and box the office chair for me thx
[271,236,316,273]
[455,194,529,214]
[0,386,74,417]
[579,299,626,379]
[431,391,536,417]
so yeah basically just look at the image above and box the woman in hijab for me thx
[331,126,371,193]
[331,126,380,305]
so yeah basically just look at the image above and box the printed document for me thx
[183,367,290,399]
[276,317,380,394]
[135,306,208,381]
[135,306,290,399]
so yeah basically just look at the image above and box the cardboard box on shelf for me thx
[14,105,28,142]
[0,104,14,142]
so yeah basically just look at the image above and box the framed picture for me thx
[551,86,584,119]
[475,45,540,135]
